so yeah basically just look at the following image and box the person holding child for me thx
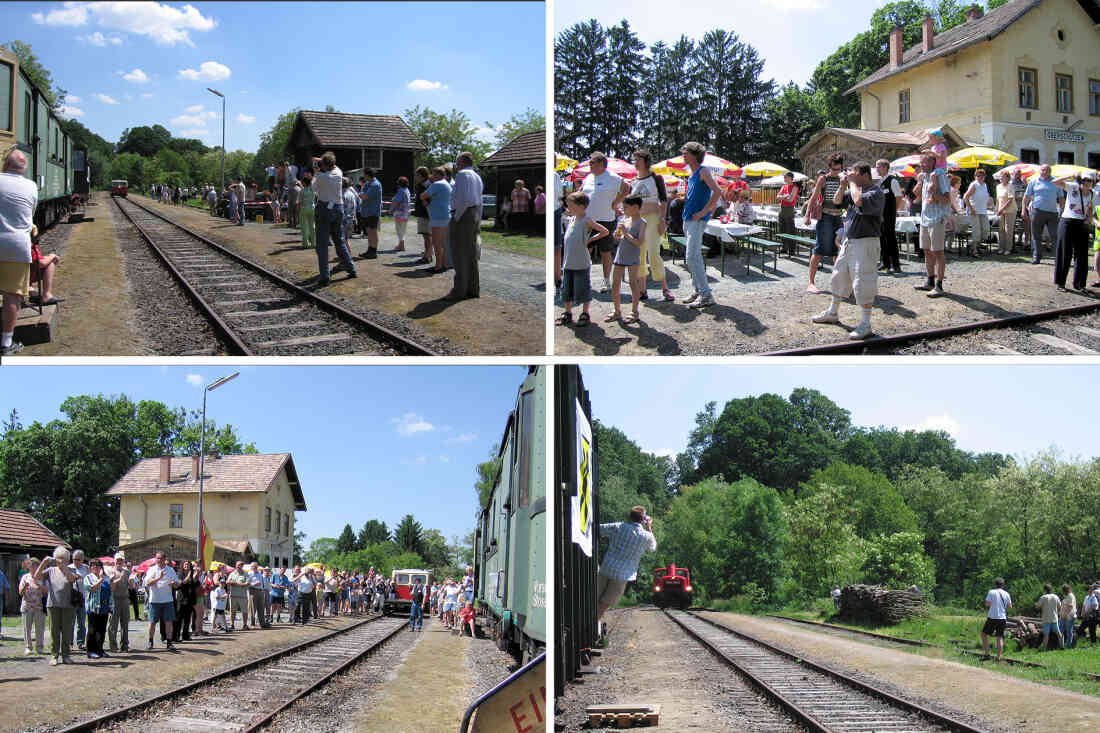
[557,192,609,328]
[607,196,646,324]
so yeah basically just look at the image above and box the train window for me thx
[23,92,31,142]
[396,573,410,584]
[0,62,10,131]
[676,569,688,577]
[516,389,533,507]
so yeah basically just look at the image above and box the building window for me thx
[1056,74,1073,113]
[898,89,910,124]
[265,506,272,532]
[1018,68,1037,109]
[1089,152,1100,170]
[1090,79,1100,116]
[1020,148,1040,164]
[364,148,383,169]
[1058,151,1075,165]
[275,510,281,536]
[284,514,289,536]
[169,504,183,529]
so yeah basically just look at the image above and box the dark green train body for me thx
[0,46,87,230]
[473,365,546,665]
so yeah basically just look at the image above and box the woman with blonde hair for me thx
[629,149,674,302]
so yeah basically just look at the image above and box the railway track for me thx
[664,609,990,733]
[60,614,407,733]
[764,298,1100,355]
[112,196,438,356]
[765,614,1100,681]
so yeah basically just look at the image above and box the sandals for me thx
[604,312,622,323]
[576,312,590,327]
[662,291,675,302]
[556,312,573,326]
[624,313,639,324]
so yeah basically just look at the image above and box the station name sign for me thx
[1046,129,1086,143]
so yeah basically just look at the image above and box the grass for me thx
[765,604,1100,697]
[479,221,545,259]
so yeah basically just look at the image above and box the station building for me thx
[482,129,546,216]
[847,0,1100,168]
[0,508,68,615]
[106,453,306,569]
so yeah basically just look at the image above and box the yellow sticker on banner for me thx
[469,658,546,733]
[578,435,591,534]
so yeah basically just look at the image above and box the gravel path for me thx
[465,625,523,705]
[893,309,1100,354]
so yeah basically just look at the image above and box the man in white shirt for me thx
[143,552,180,651]
[1035,582,1064,650]
[581,152,630,292]
[312,152,357,285]
[981,577,1012,661]
[448,151,484,300]
[962,168,991,257]
[0,149,38,356]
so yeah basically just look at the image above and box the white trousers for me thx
[831,236,880,306]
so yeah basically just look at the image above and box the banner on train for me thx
[572,397,593,556]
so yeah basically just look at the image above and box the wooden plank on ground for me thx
[586,703,661,728]
[1031,333,1098,354]
[984,343,1023,355]
[252,333,351,348]
[1074,325,1100,340]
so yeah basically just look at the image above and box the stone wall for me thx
[799,134,915,178]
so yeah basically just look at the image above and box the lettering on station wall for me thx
[1045,129,1086,143]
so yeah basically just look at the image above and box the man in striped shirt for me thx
[597,506,657,620]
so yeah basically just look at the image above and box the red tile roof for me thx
[482,130,545,167]
[294,111,426,150]
[0,509,68,550]
[105,453,306,510]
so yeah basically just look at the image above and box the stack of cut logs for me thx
[838,584,927,625]
[1004,616,1059,650]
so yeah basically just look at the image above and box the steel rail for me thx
[57,614,385,733]
[114,196,439,356]
[763,300,1100,355]
[113,195,252,355]
[666,609,991,733]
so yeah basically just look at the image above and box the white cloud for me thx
[178,61,231,82]
[95,93,118,104]
[35,2,217,46]
[407,79,446,92]
[236,113,256,124]
[56,105,84,119]
[122,68,148,83]
[903,414,962,438]
[473,125,497,145]
[79,31,122,46]
[177,128,209,137]
[140,93,153,99]
[439,455,451,463]
[759,0,828,7]
[392,412,435,436]
[170,113,208,128]
[445,432,478,444]
[185,104,203,114]
[66,95,82,104]
[185,374,203,387]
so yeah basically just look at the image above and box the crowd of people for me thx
[980,578,1100,661]
[556,133,1099,340]
[10,543,484,666]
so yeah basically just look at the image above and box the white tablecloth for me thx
[895,214,1001,234]
[705,221,766,242]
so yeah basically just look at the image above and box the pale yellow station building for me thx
[106,453,306,568]
[848,0,1100,168]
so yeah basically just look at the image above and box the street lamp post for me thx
[197,371,239,567]
[207,88,225,193]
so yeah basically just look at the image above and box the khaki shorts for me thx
[919,219,946,252]
[0,261,30,296]
[416,216,431,235]
[596,574,628,609]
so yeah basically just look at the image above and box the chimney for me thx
[192,455,200,479]
[965,4,983,22]
[889,26,904,68]
[922,13,935,53]
[159,456,171,483]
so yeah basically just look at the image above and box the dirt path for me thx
[555,607,799,732]
[138,197,544,355]
[31,194,143,355]
[554,246,1097,355]
[2,615,360,733]
[348,618,471,732]
[702,612,1100,731]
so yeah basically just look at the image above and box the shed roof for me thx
[0,509,68,551]
[848,0,1100,94]
[116,534,253,555]
[105,453,306,511]
[796,125,966,160]
[482,130,545,167]
[292,110,426,151]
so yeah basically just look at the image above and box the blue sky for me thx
[7,1,545,151]
[0,364,530,549]
[581,363,1099,463]
[555,0,900,87]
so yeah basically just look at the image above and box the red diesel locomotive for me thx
[652,564,692,609]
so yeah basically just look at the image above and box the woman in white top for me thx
[994,170,1017,255]
[962,169,991,257]
[1051,172,1097,291]
[630,149,674,302]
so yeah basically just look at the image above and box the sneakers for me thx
[913,282,934,291]
[927,285,945,298]
[812,309,839,324]
[49,657,59,666]
[166,641,177,652]
[1,342,23,356]
[24,647,33,656]
[682,293,699,304]
[849,321,873,340]
[689,297,715,309]
[147,639,154,650]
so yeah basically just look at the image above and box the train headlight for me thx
[685,585,692,592]
[654,585,660,591]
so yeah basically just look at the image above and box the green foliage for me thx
[757,84,827,171]
[293,531,306,565]
[786,484,869,597]
[249,109,299,185]
[475,445,502,508]
[336,523,358,554]
[357,519,390,547]
[863,531,937,591]
[594,421,675,523]
[118,125,173,157]
[659,477,788,599]
[800,462,917,538]
[492,107,545,149]
[2,41,66,108]
[394,514,424,556]
[420,529,452,569]
[403,105,492,169]
[304,537,337,564]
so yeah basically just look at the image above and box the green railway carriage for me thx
[0,46,83,229]
[474,365,546,665]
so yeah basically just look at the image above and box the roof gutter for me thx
[863,89,882,130]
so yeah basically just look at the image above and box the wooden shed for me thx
[796,124,966,177]
[285,110,426,197]
[115,534,253,568]
[481,129,546,219]
[0,508,68,615]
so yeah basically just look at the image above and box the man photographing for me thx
[596,506,657,622]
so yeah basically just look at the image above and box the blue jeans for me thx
[315,202,355,282]
[237,200,246,226]
[228,195,237,221]
[814,213,843,257]
[1060,618,1074,648]
[74,607,86,647]
[554,207,563,250]
[409,602,422,630]
[683,217,710,299]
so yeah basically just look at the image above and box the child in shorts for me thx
[212,580,229,632]
[459,602,477,637]
[608,196,646,323]
[557,192,608,328]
